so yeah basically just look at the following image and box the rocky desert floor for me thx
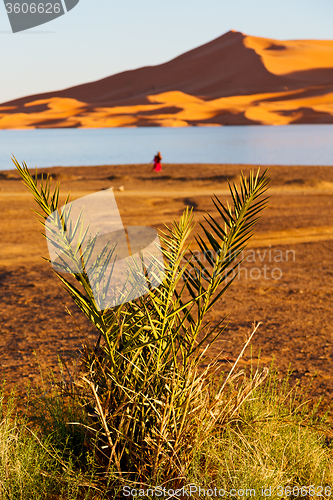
[1,162,333,412]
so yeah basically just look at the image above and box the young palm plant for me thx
[13,158,270,486]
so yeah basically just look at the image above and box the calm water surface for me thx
[0,125,333,171]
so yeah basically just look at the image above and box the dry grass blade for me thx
[14,159,272,485]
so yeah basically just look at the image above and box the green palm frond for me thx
[14,157,270,482]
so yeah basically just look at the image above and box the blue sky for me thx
[1,0,333,103]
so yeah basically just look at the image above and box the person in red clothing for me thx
[152,151,162,172]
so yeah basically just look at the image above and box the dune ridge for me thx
[1,30,333,128]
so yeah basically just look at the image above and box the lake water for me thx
[1,125,333,171]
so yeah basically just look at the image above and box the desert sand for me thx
[1,31,333,128]
[1,163,333,413]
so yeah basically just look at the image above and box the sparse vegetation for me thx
[0,159,331,498]
[0,387,102,499]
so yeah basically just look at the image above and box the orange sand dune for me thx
[1,30,333,128]
[244,35,333,75]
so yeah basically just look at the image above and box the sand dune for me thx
[244,35,333,75]
[1,30,333,128]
